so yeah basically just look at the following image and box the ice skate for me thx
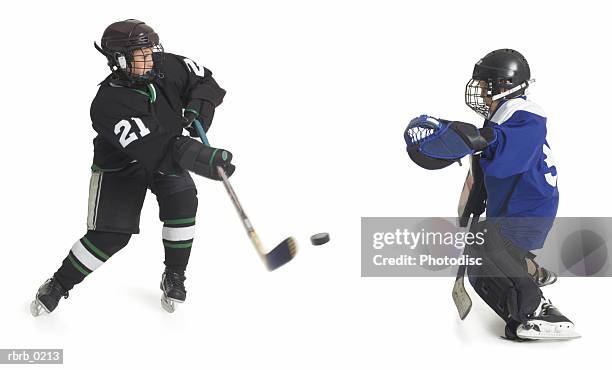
[30,278,69,317]
[160,269,187,313]
[516,299,580,340]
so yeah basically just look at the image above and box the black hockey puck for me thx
[310,233,330,246]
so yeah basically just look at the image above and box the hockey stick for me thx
[451,155,485,320]
[451,216,477,320]
[193,120,297,270]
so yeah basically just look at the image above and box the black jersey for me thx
[90,53,226,174]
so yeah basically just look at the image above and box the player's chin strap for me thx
[492,79,536,101]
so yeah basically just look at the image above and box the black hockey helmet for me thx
[465,49,532,118]
[94,19,164,85]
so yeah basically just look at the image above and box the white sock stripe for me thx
[162,225,196,241]
[70,240,104,271]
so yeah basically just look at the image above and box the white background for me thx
[0,0,610,368]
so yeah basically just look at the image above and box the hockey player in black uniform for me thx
[31,19,234,315]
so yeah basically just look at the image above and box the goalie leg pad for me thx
[467,221,542,323]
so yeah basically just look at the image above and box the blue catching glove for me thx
[404,115,496,170]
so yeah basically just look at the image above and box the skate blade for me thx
[500,335,536,342]
[517,320,581,340]
[30,299,50,317]
[160,295,184,313]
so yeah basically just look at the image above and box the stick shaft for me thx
[193,120,266,256]
[217,166,266,256]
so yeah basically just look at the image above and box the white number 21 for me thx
[114,117,151,147]
[183,58,205,77]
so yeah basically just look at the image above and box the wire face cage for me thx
[126,44,165,83]
[465,79,491,118]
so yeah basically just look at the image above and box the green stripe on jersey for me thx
[130,88,150,99]
[91,164,130,172]
[147,84,157,103]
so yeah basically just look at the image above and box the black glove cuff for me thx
[451,121,493,152]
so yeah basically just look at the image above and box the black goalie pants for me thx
[53,164,198,291]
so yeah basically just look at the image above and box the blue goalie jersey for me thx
[480,97,559,250]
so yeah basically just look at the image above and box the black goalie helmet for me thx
[94,19,164,85]
[465,49,532,118]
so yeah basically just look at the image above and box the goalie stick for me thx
[193,120,297,271]
[452,155,486,320]
[452,216,478,320]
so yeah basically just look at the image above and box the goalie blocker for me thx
[404,115,496,170]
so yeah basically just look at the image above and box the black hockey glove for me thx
[172,136,235,180]
[182,110,200,138]
[182,110,197,128]
[450,121,495,152]
[183,100,215,137]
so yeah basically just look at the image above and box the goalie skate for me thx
[516,300,580,340]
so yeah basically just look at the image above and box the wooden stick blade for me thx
[452,275,472,320]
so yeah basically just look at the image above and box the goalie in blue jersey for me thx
[405,49,579,340]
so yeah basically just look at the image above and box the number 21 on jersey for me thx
[183,58,205,77]
[114,117,150,147]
